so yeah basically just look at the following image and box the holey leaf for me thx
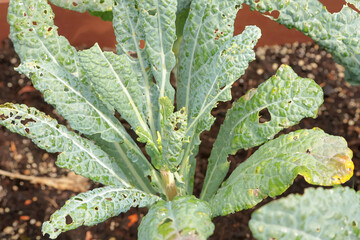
[16,61,129,143]
[250,187,360,240]
[159,97,189,171]
[176,0,255,194]
[242,0,360,84]
[42,186,160,239]
[201,65,324,200]
[138,196,214,240]
[0,104,130,187]
[186,26,261,135]
[177,0,244,113]
[8,0,130,143]
[210,129,354,217]
[79,44,150,134]
[140,0,177,101]
[112,0,161,138]
[48,0,113,13]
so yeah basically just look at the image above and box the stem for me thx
[161,170,178,201]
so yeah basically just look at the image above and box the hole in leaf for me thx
[43,10,47,14]
[264,10,280,20]
[352,220,358,227]
[32,21,37,25]
[139,40,145,50]
[29,28,33,32]
[235,4,241,10]
[54,228,58,232]
[127,51,138,59]
[65,215,73,225]
[147,9,157,16]
[74,197,83,201]
[316,227,320,232]
[174,122,181,131]
[306,149,311,154]
[25,128,30,134]
[94,206,99,211]
[47,27,53,32]
[288,100,292,104]
[23,12,27,16]
[0,114,6,120]
[293,136,298,140]
[259,108,271,123]
[105,198,112,201]
[21,119,35,125]
[255,0,260,3]
[72,2,78,7]
[100,0,104,3]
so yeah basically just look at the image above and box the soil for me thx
[0,38,359,240]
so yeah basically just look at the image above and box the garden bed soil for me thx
[0,38,359,240]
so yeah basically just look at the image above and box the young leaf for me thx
[42,186,160,239]
[201,65,324,200]
[250,187,360,239]
[176,0,254,193]
[140,0,177,101]
[78,44,150,134]
[48,0,113,13]
[242,0,360,84]
[112,0,160,138]
[159,97,189,172]
[210,129,354,217]
[176,0,242,112]
[138,196,214,240]
[0,104,131,187]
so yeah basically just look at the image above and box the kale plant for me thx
[1,0,359,239]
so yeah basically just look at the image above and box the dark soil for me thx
[0,38,359,240]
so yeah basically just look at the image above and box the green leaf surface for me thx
[79,44,150,134]
[42,186,160,239]
[176,0,242,112]
[16,61,129,143]
[49,0,113,13]
[140,0,177,101]
[8,0,130,143]
[185,26,261,136]
[210,129,354,217]
[250,187,360,240]
[201,65,324,200]
[177,0,191,13]
[87,134,157,194]
[158,97,189,172]
[0,103,130,187]
[138,196,214,240]
[242,0,360,84]
[176,0,246,194]
[112,0,160,139]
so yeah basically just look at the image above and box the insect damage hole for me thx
[258,108,271,123]
[65,215,73,225]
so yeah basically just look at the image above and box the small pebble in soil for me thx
[256,68,264,75]
[3,226,13,234]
